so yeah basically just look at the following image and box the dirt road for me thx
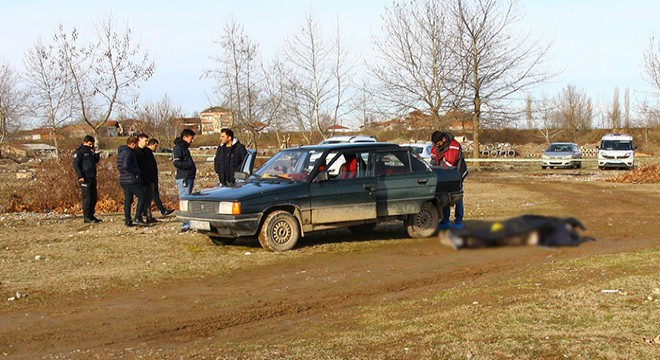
[1,170,658,359]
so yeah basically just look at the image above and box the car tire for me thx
[258,210,300,251]
[208,236,236,246]
[348,223,377,234]
[576,163,582,169]
[405,202,439,238]
[541,166,547,169]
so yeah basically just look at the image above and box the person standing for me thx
[134,133,153,222]
[117,137,148,227]
[213,128,247,186]
[172,129,196,232]
[146,138,174,217]
[72,135,101,223]
[431,131,469,230]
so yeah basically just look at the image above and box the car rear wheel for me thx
[208,236,236,246]
[405,202,439,238]
[541,166,547,169]
[259,210,300,251]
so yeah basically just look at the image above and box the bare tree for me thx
[23,38,75,157]
[54,15,154,138]
[608,86,621,129]
[134,94,185,142]
[643,36,660,92]
[530,92,561,143]
[370,0,458,126]
[525,92,533,129]
[450,0,552,162]
[554,84,591,141]
[283,12,351,143]
[206,19,267,147]
[0,61,26,143]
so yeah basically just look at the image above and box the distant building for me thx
[177,117,202,133]
[14,128,55,141]
[119,119,146,136]
[60,124,90,139]
[200,106,233,134]
[327,124,352,133]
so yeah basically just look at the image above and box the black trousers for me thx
[121,183,146,224]
[81,177,97,220]
[141,182,154,218]
[151,180,167,213]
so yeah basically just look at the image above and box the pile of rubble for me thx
[606,163,660,184]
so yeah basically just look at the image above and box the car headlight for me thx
[218,201,241,215]
[563,155,573,159]
[179,200,188,212]
[624,152,632,157]
[541,155,549,159]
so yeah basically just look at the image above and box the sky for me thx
[1,0,658,126]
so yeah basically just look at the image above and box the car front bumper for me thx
[177,212,263,237]
[541,159,578,167]
[598,159,634,168]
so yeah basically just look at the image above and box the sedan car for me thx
[541,142,582,169]
[177,142,463,251]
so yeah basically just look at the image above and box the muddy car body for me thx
[177,142,463,251]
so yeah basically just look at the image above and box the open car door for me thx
[234,149,257,181]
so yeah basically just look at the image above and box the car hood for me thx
[182,179,307,202]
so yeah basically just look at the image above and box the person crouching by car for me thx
[72,135,101,224]
[214,128,247,186]
[172,129,196,232]
[431,131,468,230]
[117,137,148,227]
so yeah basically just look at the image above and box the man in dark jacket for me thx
[431,131,468,230]
[117,137,148,227]
[172,129,196,231]
[135,133,155,222]
[146,138,174,217]
[214,128,247,186]
[72,135,101,223]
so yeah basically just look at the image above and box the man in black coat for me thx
[117,137,148,227]
[213,128,247,186]
[135,133,155,222]
[146,138,174,217]
[72,135,101,223]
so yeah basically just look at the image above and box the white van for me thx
[597,133,635,170]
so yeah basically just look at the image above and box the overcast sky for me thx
[1,0,658,125]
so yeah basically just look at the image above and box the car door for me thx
[374,149,436,217]
[309,151,376,224]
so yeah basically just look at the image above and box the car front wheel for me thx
[259,210,300,251]
[405,202,439,238]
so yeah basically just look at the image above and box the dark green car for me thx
[177,143,462,251]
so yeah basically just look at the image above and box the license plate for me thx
[190,220,211,231]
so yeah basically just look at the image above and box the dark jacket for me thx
[117,145,141,185]
[134,147,149,185]
[172,138,196,180]
[72,145,100,179]
[214,138,248,185]
[143,147,158,183]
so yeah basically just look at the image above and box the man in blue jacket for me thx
[72,135,101,223]
[117,137,148,227]
[172,129,196,231]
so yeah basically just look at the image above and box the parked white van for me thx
[598,133,635,170]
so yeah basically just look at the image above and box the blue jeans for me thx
[176,178,194,229]
[441,199,464,225]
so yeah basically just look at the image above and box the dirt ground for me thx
[0,168,658,359]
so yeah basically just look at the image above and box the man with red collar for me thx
[431,131,468,229]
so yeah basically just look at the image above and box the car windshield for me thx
[253,149,323,181]
[546,144,573,152]
[601,140,633,151]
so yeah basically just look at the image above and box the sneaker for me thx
[161,209,175,217]
[92,217,103,223]
[125,222,136,227]
[83,218,95,224]
[133,219,150,227]
[147,218,159,224]
[453,222,464,230]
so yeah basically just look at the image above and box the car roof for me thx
[319,135,377,144]
[284,142,401,151]
[548,142,577,145]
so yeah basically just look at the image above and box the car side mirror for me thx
[314,170,329,182]
[234,171,248,181]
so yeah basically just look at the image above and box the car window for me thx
[375,150,415,176]
[325,151,371,180]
